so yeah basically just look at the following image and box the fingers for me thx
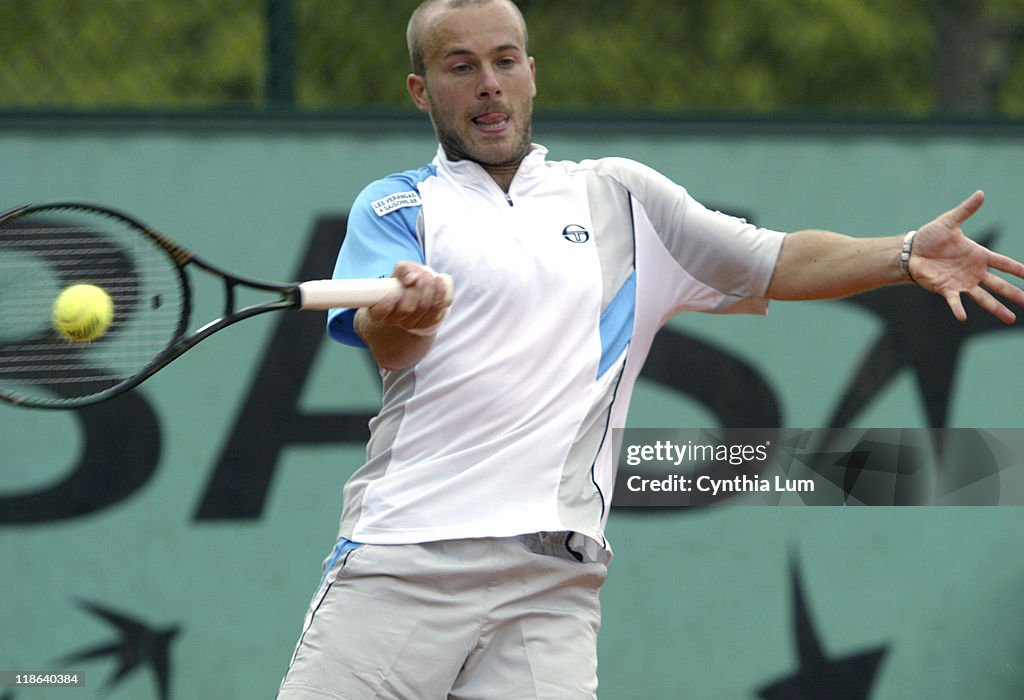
[923,190,1024,324]
[967,283,1017,325]
[944,274,1022,325]
[946,189,985,228]
[945,291,968,323]
[988,250,1024,280]
[986,270,1024,303]
[366,261,453,334]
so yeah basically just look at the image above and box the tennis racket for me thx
[0,202,452,410]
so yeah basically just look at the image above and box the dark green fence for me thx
[2,0,1024,116]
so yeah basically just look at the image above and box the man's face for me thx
[408,1,536,169]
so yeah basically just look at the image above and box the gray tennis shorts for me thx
[277,532,608,699]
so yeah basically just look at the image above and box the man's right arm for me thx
[354,261,452,370]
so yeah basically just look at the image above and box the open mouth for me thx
[472,112,510,131]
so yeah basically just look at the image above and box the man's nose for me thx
[477,66,502,98]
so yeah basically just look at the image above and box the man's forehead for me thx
[422,1,526,56]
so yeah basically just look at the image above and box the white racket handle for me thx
[297,273,454,310]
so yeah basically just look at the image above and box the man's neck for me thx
[439,143,531,193]
[483,162,520,193]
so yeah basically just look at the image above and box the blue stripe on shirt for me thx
[326,165,437,347]
[597,271,636,378]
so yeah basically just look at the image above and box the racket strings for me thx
[0,209,187,403]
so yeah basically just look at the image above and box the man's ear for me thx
[407,74,430,113]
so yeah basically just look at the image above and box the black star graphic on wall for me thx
[829,228,1022,432]
[57,599,180,700]
[757,555,888,699]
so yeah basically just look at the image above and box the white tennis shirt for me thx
[327,144,784,561]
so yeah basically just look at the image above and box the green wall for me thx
[2,119,1023,698]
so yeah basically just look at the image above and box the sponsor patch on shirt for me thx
[371,191,422,217]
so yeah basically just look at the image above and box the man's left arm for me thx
[766,190,1024,323]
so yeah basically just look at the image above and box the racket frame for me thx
[0,202,416,409]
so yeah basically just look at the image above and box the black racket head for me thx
[0,203,191,409]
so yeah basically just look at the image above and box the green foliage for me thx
[0,0,263,107]
[989,0,1024,113]
[0,0,1022,116]
[294,0,420,108]
[523,0,934,114]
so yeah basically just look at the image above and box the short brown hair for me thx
[406,0,528,76]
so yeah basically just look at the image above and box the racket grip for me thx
[298,274,454,309]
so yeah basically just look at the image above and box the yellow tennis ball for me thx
[52,284,114,342]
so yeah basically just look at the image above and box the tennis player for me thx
[277,1,1024,697]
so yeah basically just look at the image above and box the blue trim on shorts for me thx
[315,537,362,597]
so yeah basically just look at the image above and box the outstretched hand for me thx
[909,190,1024,323]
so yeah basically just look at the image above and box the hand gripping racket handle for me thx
[297,273,454,310]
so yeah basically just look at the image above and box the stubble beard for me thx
[432,104,533,170]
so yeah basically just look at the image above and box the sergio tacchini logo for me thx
[562,224,590,243]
